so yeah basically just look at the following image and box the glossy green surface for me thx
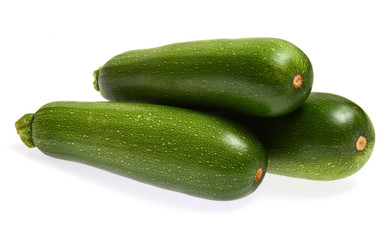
[225,92,375,180]
[15,101,267,200]
[94,38,313,117]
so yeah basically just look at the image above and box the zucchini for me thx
[93,38,313,117]
[223,92,375,180]
[15,101,267,200]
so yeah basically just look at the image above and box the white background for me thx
[1,1,390,239]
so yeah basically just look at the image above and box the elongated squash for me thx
[93,38,313,117]
[222,92,375,180]
[15,101,267,200]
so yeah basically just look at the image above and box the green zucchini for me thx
[223,92,375,180]
[93,38,313,117]
[15,101,267,200]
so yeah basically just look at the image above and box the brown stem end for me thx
[292,74,303,89]
[254,167,263,183]
[356,135,367,151]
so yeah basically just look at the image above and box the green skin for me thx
[15,102,267,200]
[94,38,313,117]
[223,92,375,180]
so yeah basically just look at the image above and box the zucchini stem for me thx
[292,74,303,89]
[254,167,263,183]
[356,135,367,151]
[93,67,101,91]
[15,113,35,148]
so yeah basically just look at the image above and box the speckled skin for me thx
[225,92,375,180]
[94,38,313,117]
[16,102,267,200]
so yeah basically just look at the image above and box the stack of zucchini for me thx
[15,38,375,200]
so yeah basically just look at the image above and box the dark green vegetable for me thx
[222,92,375,180]
[93,38,313,117]
[15,101,267,200]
